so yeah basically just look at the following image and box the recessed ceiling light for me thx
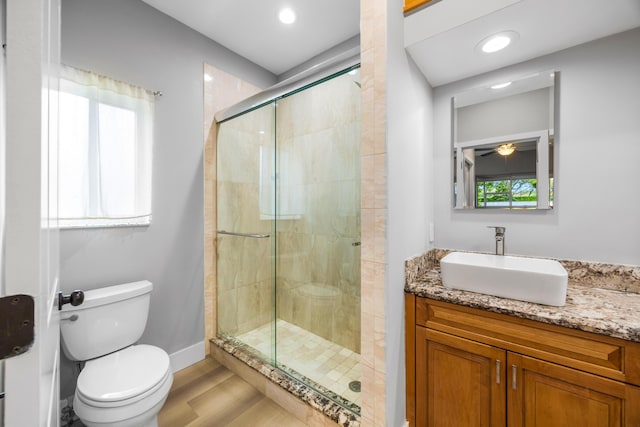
[477,31,519,54]
[491,82,512,89]
[483,36,511,52]
[278,8,296,24]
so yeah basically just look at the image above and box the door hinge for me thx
[0,294,35,360]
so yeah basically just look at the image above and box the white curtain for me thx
[59,65,154,228]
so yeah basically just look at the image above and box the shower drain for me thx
[348,380,361,393]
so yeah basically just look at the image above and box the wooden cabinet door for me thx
[508,353,640,427]
[416,327,506,427]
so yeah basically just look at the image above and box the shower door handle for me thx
[217,230,270,239]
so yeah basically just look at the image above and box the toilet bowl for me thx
[60,281,173,427]
[73,345,172,427]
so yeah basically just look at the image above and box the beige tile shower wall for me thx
[217,106,275,336]
[275,72,362,353]
[203,64,262,354]
[360,0,387,425]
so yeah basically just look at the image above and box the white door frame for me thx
[3,0,60,426]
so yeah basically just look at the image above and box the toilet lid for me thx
[77,344,171,403]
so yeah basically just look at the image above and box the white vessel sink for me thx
[440,252,568,306]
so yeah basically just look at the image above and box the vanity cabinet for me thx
[406,294,640,427]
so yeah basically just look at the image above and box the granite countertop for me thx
[406,268,640,343]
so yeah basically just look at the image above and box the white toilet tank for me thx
[60,281,153,361]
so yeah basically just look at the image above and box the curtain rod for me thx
[61,63,163,97]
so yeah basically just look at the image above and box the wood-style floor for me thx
[158,357,307,427]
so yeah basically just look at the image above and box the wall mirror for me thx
[452,71,557,210]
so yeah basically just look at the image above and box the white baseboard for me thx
[169,340,205,373]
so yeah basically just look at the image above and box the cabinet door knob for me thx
[496,360,501,384]
[512,365,518,390]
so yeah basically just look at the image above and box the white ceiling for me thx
[139,0,360,76]
[138,0,639,85]
[406,0,640,87]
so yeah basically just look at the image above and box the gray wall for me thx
[457,88,551,142]
[386,0,434,424]
[434,28,640,264]
[277,35,360,82]
[59,0,276,398]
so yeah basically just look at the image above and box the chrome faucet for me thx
[488,226,506,256]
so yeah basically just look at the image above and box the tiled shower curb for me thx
[210,337,361,427]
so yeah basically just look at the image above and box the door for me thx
[216,101,276,361]
[273,68,361,404]
[2,0,61,426]
[0,0,5,422]
[416,327,506,427]
[508,353,640,427]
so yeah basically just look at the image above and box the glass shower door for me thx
[215,66,362,412]
[274,68,362,408]
[216,102,276,362]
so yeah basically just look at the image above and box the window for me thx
[476,177,538,208]
[59,66,154,228]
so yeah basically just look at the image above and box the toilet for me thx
[60,280,173,427]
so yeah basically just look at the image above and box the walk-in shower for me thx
[215,63,361,412]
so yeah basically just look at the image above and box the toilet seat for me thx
[74,344,173,426]
[76,344,171,407]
